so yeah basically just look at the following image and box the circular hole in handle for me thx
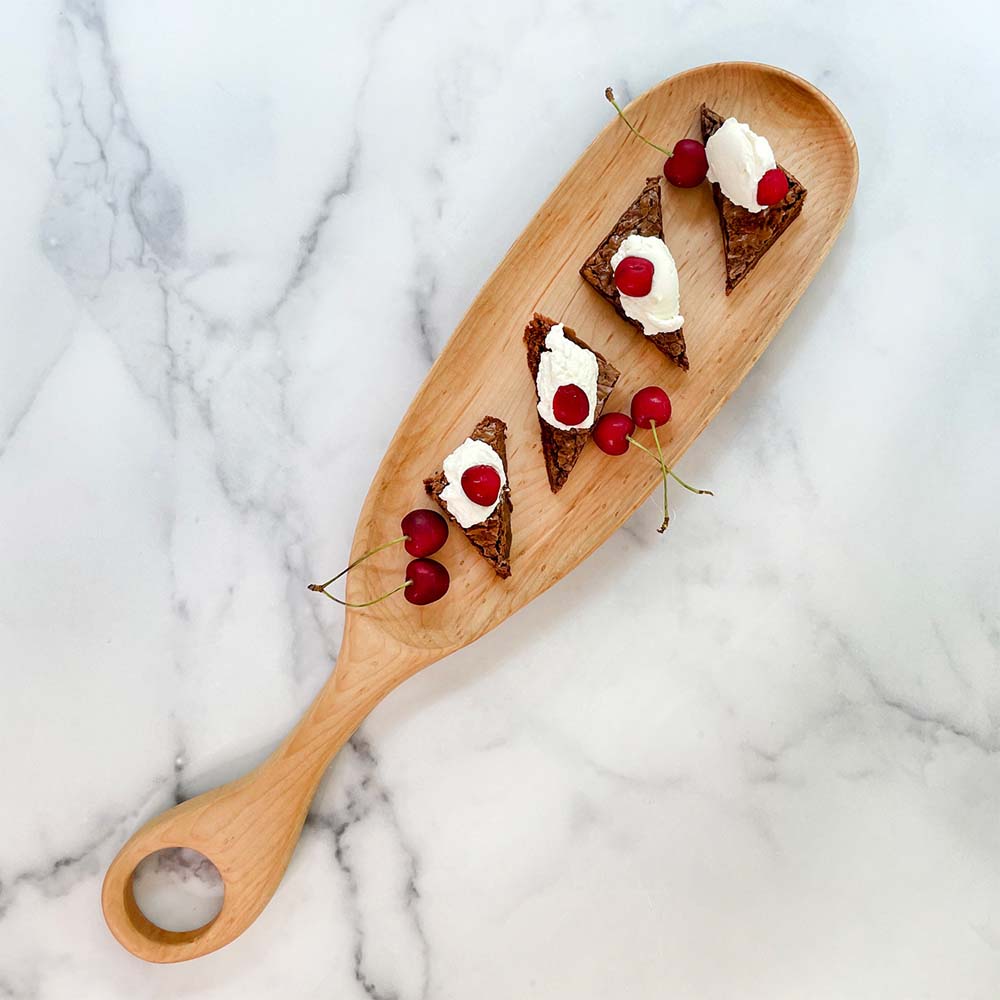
[130,848,225,933]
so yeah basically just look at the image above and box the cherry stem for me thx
[605,87,672,158]
[312,579,410,608]
[649,423,671,533]
[308,535,406,591]
[626,436,714,496]
[665,465,714,496]
[626,427,714,534]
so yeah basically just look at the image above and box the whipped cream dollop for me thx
[705,117,777,213]
[439,437,507,529]
[535,324,599,431]
[610,234,683,335]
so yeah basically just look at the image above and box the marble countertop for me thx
[2,1,998,997]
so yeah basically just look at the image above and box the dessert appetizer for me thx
[309,509,451,607]
[425,416,513,578]
[579,177,689,370]
[701,105,806,293]
[524,313,620,493]
[601,88,805,295]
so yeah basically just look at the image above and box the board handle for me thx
[101,627,417,962]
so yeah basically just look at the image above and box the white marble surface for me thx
[2,0,999,996]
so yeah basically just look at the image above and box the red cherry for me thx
[404,558,450,606]
[400,508,448,557]
[461,464,501,506]
[614,256,654,298]
[593,412,635,456]
[664,138,708,188]
[552,383,590,425]
[756,168,789,206]
[630,386,672,429]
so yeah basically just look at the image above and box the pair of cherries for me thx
[593,385,712,533]
[605,88,789,205]
[310,461,509,609]
[309,508,451,607]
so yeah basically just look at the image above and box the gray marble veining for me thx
[1,0,999,997]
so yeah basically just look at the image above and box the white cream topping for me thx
[705,117,777,213]
[609,234,684,335]
[535,324,599,431]
[439,437,507,529]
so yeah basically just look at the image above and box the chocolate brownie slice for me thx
[579,176,688,370]
[701,105,807,294]
[424,415,512,579]
[524,313,619,494]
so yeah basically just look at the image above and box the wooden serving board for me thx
[102,61,858,962]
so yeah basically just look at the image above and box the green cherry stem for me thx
[308,535,406,592]
[649,422,671,534]
[605,87,672,157]
[623,435,671,531]
[626,436,715,496]
[626,426,714,534]
[311,579,410,609]
[664,464,714,496]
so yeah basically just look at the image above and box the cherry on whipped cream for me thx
[614,256,655,298]
[461,464,502,506]
[756,168,789,206]
[552,383,591,425]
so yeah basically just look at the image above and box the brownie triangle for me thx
[701,105,807,294]
[424,415,513,578]
[579,176,688,370]
[524,314,620,494]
